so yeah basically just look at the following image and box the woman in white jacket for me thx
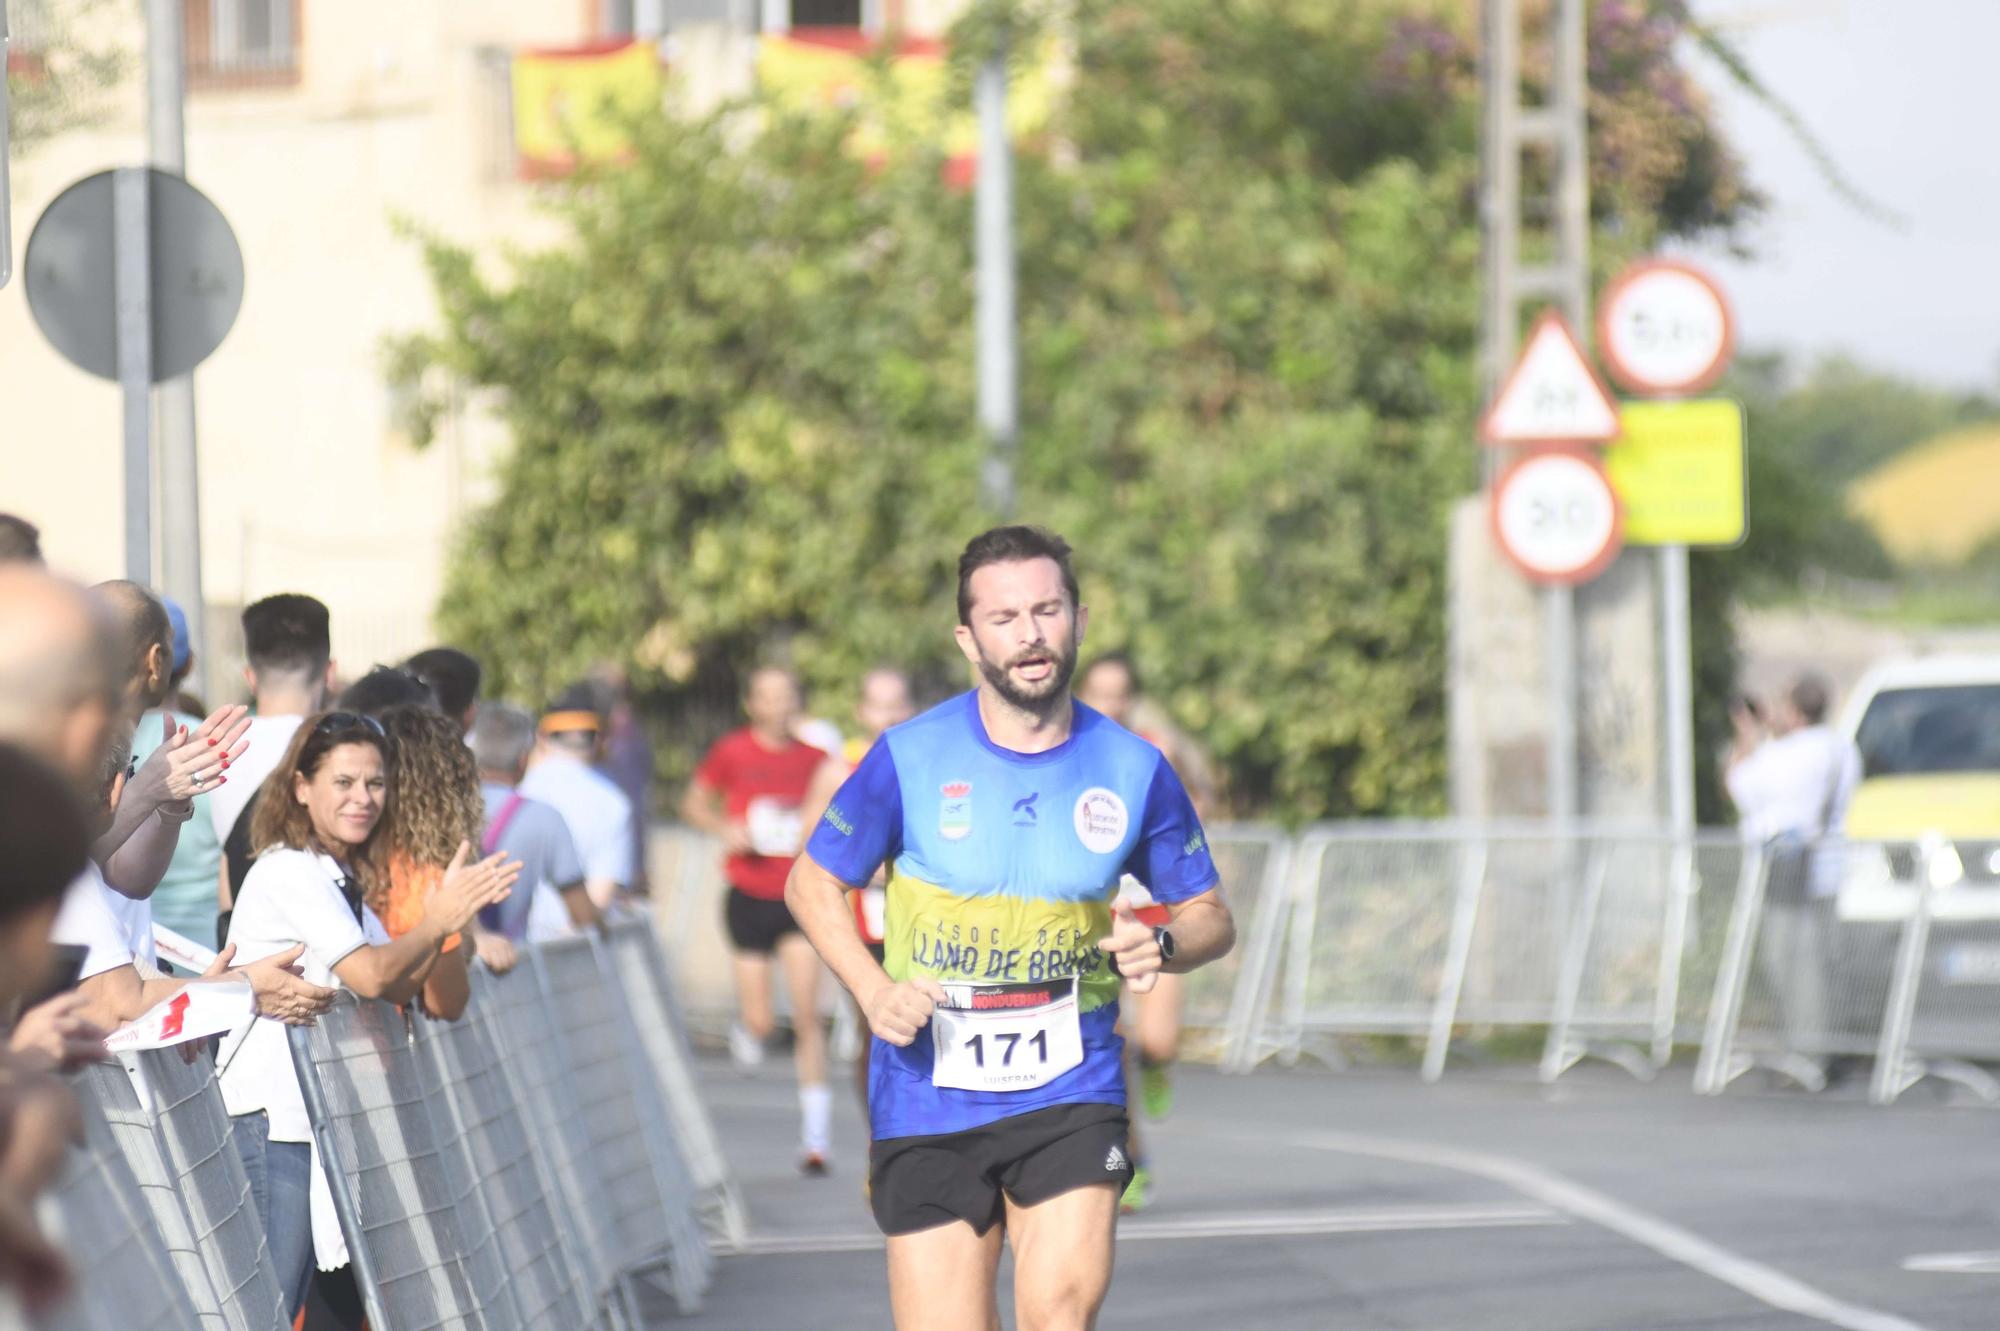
[219,711,517,1316]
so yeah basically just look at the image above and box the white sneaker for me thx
[728,1022,766,1071]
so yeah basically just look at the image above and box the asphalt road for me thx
[664,1052,2000,1329]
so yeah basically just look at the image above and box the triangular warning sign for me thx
[1479,311,1622,446]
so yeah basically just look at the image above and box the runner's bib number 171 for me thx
[930,976,1084,1092]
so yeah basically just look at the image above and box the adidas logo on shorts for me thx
[1104,1145,1128,1173]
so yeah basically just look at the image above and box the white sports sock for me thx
[800,1082,833,1156]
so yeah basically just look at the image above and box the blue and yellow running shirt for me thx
[805,690,1220,1139]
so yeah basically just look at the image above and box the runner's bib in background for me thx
[930,977,1083,1092]
[746,795,805,856]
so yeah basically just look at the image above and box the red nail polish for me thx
[207,738,217,746]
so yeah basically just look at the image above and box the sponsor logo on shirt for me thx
[822,804,856,837]
[1012,792,1039,826]
[1183,829,1206,856]
[940,781,973,841]
[1074,787,1129,854]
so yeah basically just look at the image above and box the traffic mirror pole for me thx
[113,168,155,582]
[1,6,13,289]
[149,0,209,694]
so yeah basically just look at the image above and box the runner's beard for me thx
[978,639,1078,715]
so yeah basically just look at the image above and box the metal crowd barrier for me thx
[601,919,751,1249]
[12,906,737,1331]
[30,1086,206,1331]
[469,965,635,1326]
[410,1006,592,1329]
[128,1046,289,1331]
[1216,820,2000,1103]
[71,1061,227,1327]
[291,995,516,1330]
[528,937,710,1312]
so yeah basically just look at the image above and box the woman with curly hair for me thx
[369,703,506,1018]
[221,711,518,1316]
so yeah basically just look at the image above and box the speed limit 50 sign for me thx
[1491,449,1624,585]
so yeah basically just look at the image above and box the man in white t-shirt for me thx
[520,687,636,912]
[1727,673,1863,1062]
[213,595,336,943]
[472,702,598,941]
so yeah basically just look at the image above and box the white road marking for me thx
[1213,1127,1930,1331]
[728,1201,1567,1256]
[1901,1251,2000,1275]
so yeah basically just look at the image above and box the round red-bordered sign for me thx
[1490,447,1625,585]
[1596,258,1734,396]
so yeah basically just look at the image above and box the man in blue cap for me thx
[128,595,227,949]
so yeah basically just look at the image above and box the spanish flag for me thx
[512,40,666,178]
[756,28,1052,186]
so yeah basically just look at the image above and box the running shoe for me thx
[1139,1063,1174,1120]
[728,1022,766,1071]
[800,1151,830,1178]
[1119,1165,1152,1214]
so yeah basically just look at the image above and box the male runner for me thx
[797,666,918,1129]
[787,526,1235,1331]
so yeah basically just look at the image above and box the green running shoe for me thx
[1119,1165,1153,1215]
[1139,1063,1174,1120]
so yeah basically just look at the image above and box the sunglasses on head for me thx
[314,711,387,738]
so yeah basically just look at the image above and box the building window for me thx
[790,0,861,26]
[186,0,300,89]
[598,0,866,35]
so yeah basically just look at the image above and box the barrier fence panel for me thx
[468,966,630,1328]
[1174,825,1286,1069]
[1272,828,1484,1072]
[1699,839,1898,1095]
[530,937,709,1314]
[32,1088,206,1331]
[1666,837,1751,1053]
[128,1047,289,1331]
[289,995,515,1331]
[1257,824,1727,1085]
[1540,835,1710,1083]
[410,1008,592,1330]
[1870,835,2000,1104]
[602,919,750,1249]
[71,1061,224,1326]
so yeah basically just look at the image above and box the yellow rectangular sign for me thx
[1604,398,1746,546]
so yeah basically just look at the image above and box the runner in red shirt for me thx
[681,665,832,1171]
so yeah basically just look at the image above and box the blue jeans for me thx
[230,1111,315,1317]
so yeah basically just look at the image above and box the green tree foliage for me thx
[396,0,1755,816]
[1732,352,1999,488]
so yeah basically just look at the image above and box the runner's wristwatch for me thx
[1153,925,1176,963]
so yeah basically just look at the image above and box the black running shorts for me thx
[868,1101,1133,1236]
[723,887,800,954]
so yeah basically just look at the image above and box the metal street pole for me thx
[148,0,209,691]
[1660,546,1695,831]
[1480,0,1587,826]
[1,5,13,289]
[975,33,1017,518]
[1544,0,1589,829]
[113,167,154,582]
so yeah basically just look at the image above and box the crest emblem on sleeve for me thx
[940,781,973,841]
